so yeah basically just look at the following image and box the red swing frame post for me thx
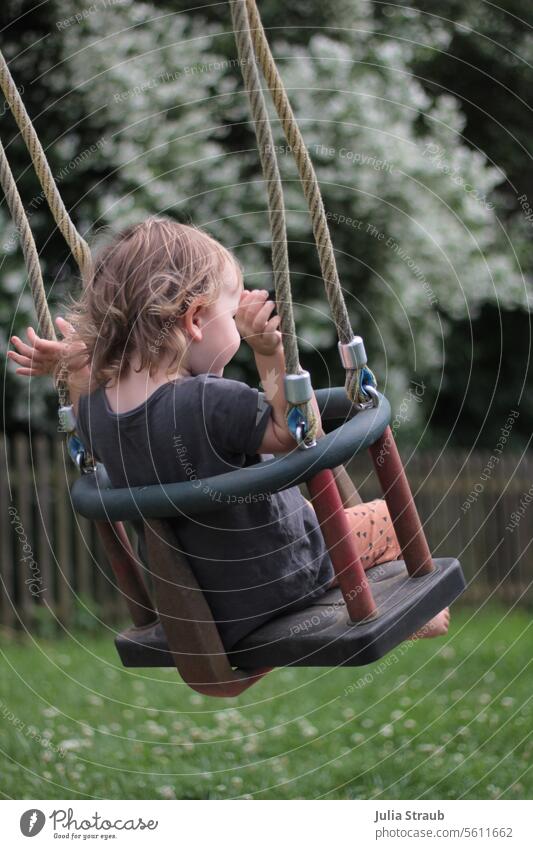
[307,468,378,622]
[307,422,434,623]
[368,425,434,578]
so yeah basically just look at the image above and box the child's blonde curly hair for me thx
[67,216,243,386]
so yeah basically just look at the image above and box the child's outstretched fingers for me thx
[8,329,49,376]
[8,322,73,377]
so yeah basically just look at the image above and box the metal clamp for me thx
[338,336,367,370]
[284,370,313,405]
[58,404,77,433]
[285,372,318,449]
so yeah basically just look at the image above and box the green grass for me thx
[0,605,531,800]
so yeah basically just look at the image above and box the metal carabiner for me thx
[295,422,317,449]
[361,384,380,408]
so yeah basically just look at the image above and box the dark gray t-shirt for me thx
[77,373,334,649]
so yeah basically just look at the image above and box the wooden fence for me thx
[0,433,531,631]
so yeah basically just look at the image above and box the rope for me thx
[0,138,71,406]
[231,1,296,375]
[232,2,367,499]
[0,50,92,281]
[230,0,317,443]
[244,0,350,341]
[243,0,377,403]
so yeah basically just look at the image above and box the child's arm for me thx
[8,317,91,414]
[236,289,323,453]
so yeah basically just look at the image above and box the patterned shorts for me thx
[305,497,402,585]
[343,498,402,569]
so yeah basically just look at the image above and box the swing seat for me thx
[72,388,466,696]
[115,556,465,670]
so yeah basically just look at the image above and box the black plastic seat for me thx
[115,556,465,670]
[72,386,466,694]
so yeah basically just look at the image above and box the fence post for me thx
[0,435,15,629]
[54,439,72,625]
[14,434,34,627]
[35,434,53,614]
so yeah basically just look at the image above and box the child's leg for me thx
[303,497,401,582]
[343,498,402,570]
[304,497,449,639]
[410,607,450,639]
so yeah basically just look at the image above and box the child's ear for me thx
[183,303,203,342]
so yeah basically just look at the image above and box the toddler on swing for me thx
[9,217,449,650]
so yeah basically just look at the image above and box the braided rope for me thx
[230,0,317,443]
[231,0,296,374]
[244,0,377,403]
[0,138,71,405]
[0,50,92,281]
[244,0,350,341]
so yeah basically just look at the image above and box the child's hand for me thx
[8,317,88,379]
[235,289,282,356]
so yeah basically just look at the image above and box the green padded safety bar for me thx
[71,389,390,522]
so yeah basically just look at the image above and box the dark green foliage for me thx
[0,0,531,447]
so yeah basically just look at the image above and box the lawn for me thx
[0,605,531,800]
